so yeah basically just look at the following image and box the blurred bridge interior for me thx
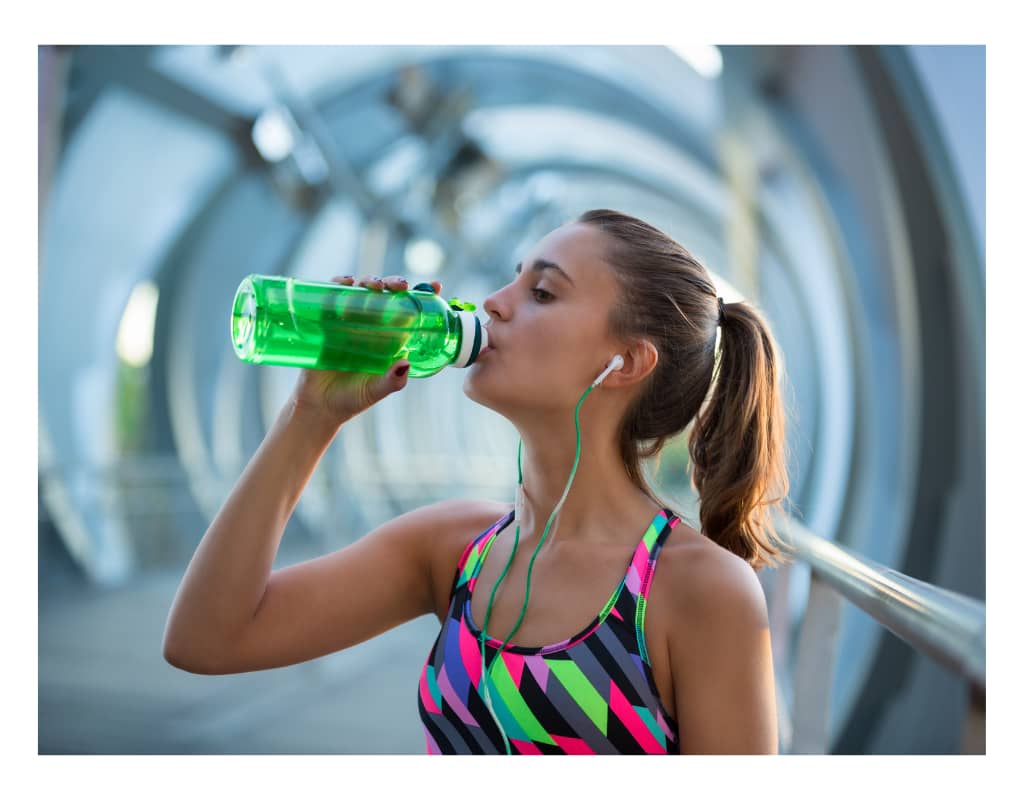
[38,44,984,754]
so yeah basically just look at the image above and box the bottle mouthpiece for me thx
[453,311,487,367]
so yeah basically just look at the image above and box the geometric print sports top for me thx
[417,506,683,754]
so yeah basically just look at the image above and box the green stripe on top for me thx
[466,544,481,573]
[480,673,531,743]
[546,659,609,735]
[459,531,497,587]
[642,512,667,552]
[635,595,649,662]
[488,655,554,744]
[599,580,625,618]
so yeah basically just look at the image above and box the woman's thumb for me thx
[390,360,411,388]
[369,360,409,404]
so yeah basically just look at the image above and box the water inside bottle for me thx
[232,275,460,375]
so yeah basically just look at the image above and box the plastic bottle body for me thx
[231,275,481,377]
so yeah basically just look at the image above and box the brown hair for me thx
[577,209,795,571]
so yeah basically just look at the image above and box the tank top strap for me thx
[629,508,682,664]
[448,509,514,600]
[622,508,681,602]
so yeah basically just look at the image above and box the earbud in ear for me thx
[592,354,625,388]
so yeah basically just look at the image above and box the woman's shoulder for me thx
[657,523,769,638]
[426,498,514,622]
[448,497,514,554]
[659,518,765,606]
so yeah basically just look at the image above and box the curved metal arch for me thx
[312,49,720,175]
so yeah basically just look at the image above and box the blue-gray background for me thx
[37,44,985,754]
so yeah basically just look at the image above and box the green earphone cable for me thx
[478,382,595,754]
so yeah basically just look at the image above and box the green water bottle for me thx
[231,274,489,377]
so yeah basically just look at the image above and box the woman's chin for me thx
[463,370,498,405]
[464,359,494,381]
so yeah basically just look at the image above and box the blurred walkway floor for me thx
[39,539,441,754]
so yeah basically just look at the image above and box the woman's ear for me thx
[607,340,658,388]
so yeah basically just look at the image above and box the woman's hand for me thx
[290,274,442,426]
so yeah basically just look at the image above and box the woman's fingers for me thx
[354,275,409,291]
[331,275,437,293]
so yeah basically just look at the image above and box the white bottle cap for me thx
[452,311,488,368]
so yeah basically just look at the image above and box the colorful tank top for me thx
[417,506,682,754]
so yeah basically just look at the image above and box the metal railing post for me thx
[789,573,844,753]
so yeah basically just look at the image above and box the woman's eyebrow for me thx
[514,259,576,287]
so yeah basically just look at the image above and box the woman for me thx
[164,208,794,755]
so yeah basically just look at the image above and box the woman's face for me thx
[464,223,624,413]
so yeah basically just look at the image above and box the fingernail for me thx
[396,364,409,377]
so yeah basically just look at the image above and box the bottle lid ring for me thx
[453,311,485,367]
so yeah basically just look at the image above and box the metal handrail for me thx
[778,515,985,690]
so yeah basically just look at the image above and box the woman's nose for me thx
[483,288,506,320]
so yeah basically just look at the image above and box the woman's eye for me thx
[531,288,554,302]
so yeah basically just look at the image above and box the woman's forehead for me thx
[530,224,616,288]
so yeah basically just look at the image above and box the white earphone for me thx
[592,354,624,388]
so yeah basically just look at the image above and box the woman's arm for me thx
[669,551,779,754]
[162,398,344,671]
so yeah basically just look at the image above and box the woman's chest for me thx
[464,534,680,722]
[467,535,632,646]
